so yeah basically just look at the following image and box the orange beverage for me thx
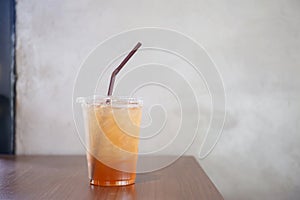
[80,96,142,186]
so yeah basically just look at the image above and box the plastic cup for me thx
[77,96,142,186]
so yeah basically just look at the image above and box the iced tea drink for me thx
[80,96,142,186]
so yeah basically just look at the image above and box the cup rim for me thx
[76,95,143,106]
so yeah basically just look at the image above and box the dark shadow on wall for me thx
[0,0,15,154]
[0,96,12,153]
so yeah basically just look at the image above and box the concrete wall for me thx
[16,0,300,199]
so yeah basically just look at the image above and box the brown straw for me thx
[107,42,142,96]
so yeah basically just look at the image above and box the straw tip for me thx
[136,42,142,48]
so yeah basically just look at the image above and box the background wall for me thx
[16,0,300,199]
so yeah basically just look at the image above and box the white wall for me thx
[16,0,300,199]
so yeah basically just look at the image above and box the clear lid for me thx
[76,95,143,107]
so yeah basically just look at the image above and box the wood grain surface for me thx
[0,156,223,200]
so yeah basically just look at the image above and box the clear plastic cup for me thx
[77,96,142,186]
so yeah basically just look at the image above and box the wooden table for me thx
[0,156,223,200]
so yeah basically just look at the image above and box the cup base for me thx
[90,179,135,186]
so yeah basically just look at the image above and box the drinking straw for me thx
[107,42,142,96]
